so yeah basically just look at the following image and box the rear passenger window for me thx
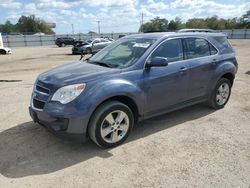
[213,36,233,53]
[186,38,210,59]
[151,39,184,63]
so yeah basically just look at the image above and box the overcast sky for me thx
[0,0,249,34]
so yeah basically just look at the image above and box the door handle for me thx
[179,67,187,74]
[212,59,219,65]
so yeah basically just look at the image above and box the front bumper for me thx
[29,106,87,142]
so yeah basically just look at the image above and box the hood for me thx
[38,61,120,88]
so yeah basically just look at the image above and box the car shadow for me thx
[0,104,215,178]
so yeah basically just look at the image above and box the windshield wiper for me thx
[88,60,115,68]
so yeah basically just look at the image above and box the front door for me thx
[143,38,189,117]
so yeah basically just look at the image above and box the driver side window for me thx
[151,39,184,63]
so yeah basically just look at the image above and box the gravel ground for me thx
[0,40,249,188]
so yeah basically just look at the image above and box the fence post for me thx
[40,35,42,46]
[53,34,56,45]
[6,35,10,47]
[24,35,27,47]
[244,29,247,39]
[231,29,234,39]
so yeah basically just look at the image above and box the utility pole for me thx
[140,12,144,32]
[71,24,74,34]
[141,12,144,26]
[97,21,100,35]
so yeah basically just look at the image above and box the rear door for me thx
[184,37,218,99]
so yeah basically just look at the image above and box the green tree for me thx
[168,17,184,30]
[0,20,17,33]
[186,18,208,29]
[140,17,168,33]
[0,15,54,34]
[16,15,54,34]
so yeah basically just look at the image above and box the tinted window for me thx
[186,38,210,59]
[213,36,233,53]
[151,39,184,63]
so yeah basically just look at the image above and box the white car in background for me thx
[0,33,12,55]
[72,38,112,55]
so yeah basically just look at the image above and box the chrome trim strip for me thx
[36,84,50,95]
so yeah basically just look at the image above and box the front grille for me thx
[36,85,50,95]
[33,98,45,109]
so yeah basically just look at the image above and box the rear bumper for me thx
[29,107,87,142]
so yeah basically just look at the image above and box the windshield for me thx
[75,41,87,47]
[87,38,156,68]
[86,39,94,44]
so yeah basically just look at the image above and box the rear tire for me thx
[0,49,7,54]
[208,78,231,109]
[88,101,134,148]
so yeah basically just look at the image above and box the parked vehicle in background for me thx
[33,32,45,35]
[0,33,12,55]
[55,37,75,47]
[118,34,126,38]
[30,32,237,148]
[72,38,112,54]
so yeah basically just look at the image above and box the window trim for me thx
[144,36,219,69]
[144,37,185,68]
[183,37,218,60]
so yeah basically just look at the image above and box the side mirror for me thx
[145,57,168,68]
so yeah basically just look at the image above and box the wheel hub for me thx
[216,82,230,106]
[100,110,129,143]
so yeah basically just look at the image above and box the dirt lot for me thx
[0,40,249,188]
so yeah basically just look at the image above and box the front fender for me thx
[82,78,145,118]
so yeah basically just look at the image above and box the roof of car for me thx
[124,32,226,40]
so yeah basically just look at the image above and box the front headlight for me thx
[51,83,86,104]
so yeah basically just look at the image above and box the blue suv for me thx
[29,32,237,148]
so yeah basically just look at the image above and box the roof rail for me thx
[178,29,216,33]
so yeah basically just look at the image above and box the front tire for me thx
[88,101,134,148]
[208,78,231,109]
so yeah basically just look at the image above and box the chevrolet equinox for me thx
[29,32,238,148]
